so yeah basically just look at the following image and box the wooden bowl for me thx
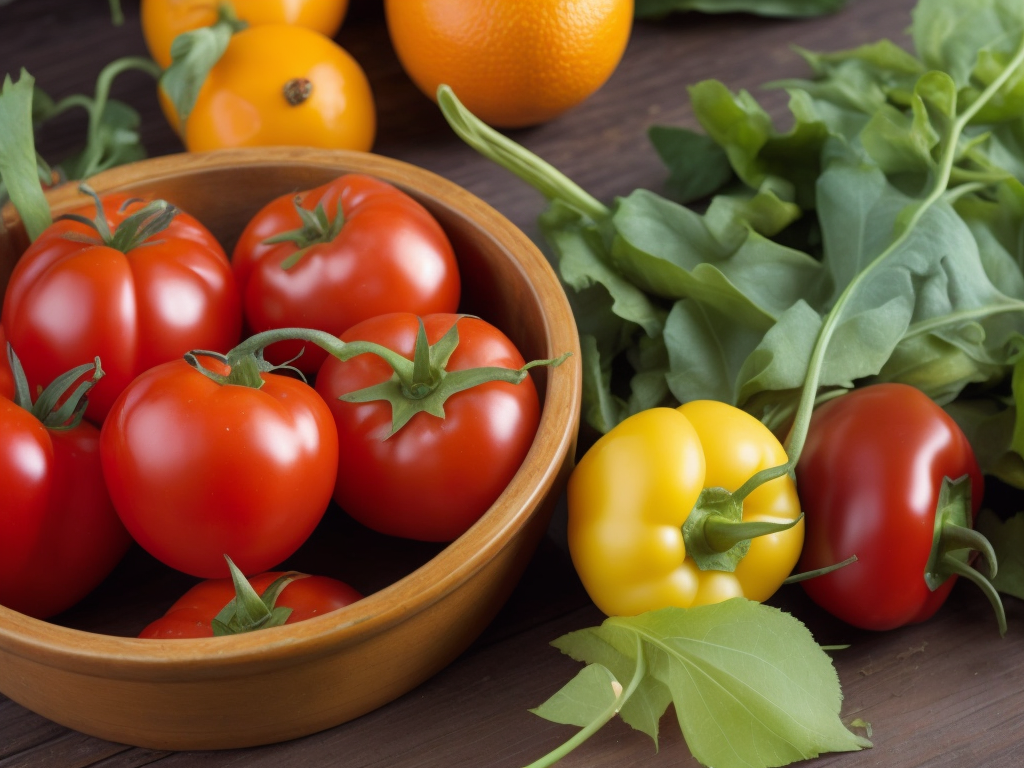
[0,147,581,750]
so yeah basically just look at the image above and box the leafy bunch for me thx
[540,0,1024,488]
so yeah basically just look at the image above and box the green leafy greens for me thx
[525,600,869,768]
[442,0,1024,487]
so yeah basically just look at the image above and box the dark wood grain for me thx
[11,0,1024,766]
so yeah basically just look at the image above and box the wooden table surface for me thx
[4,0,1024,766]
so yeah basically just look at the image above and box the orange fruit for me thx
[142,0,350,70]
[384,0,634,128]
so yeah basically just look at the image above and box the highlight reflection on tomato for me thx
[1,191,241,423]
[100,354,339,579]
[232,173,460,374]
[315,313,541,542]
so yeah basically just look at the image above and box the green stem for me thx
[753,32,1024,483]
[437,85,611,222]
[81,57,162,178]
[942,554,1007,636]
[704,515,803,553]
[783,555,857,584]
[522,638,646,768]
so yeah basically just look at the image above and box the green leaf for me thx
[648,125,734,203]
[912,0,1024,89]
[530,664,621,727]
[689,82,831,208]
[976,509,1024,599]
[0,70,51,241]
[610,188,823,330]
[635,0,846,19]
[945,397,1024,487]
[547,600,869,768]
[160,21,235,124]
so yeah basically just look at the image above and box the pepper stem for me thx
[704,515,804,554]
[681,486,802,572]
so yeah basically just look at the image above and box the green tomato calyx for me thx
[6,342,103,429]
[683,486,803,572]
[212,320,570,434]
[337,318,570,437]
[263,197,346,269]
[924,474,1005,636]
[60,184,178,254]
[210,555,307,637]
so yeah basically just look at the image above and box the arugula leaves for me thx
[529,600,869,768]
[445,0,1024,486]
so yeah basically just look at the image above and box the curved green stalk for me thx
[753,31,1024,483]
[522,638,646,768]
[437,85,611,222]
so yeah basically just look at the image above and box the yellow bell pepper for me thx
[567,400,804,616]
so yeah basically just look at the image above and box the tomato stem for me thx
[59,184,179,253]
[211,555,305,636]
[6,343,103,429]
[264,198,346,269]
[224,322,569,435]
[940,555,1007,637]
[923,474,1006,635]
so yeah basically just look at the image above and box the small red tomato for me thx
[0,351,131,619]
[139,569,361,639]
[100,351,338,579]
[2,189,241,423]
[315,313,541,541]
[232,174,460,375]
[796,383,1002,632]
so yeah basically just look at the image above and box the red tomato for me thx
[0,357,131,619]
[2,192,242,423]
[139,570,362,639]
[100,354,339,579]
[315,313,540,541]
[796,383,990,631]
[232,174,460,375]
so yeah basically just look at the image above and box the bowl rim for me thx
[0,147,582,680]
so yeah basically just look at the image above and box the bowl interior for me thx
[0,148,579,653]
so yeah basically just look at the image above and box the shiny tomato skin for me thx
[0,398,131,619]
[100,358,339,579]
[233,174,460,375]
[138,570,362,639]
[796,383,983,631]
[315,313,540,542]
[2,194,242,423]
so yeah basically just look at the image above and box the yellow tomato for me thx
[142,0,349,69]
[159,24,375,152]
[567,401,804,616]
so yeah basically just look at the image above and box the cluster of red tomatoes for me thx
[0,173,545,637]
